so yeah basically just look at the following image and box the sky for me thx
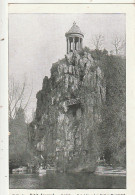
[9,13,126,121]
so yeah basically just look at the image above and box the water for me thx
[10,172,126,189]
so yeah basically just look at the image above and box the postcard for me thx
[0,1,135,195]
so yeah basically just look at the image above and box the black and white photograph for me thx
[9,13,126,189]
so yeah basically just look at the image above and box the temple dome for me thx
[65,22,84,37]
[65,22,84,54]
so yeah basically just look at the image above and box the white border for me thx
[7,0,135,4]
[0,0,8,195]
[1,1,135,195]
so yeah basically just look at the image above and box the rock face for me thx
[31,51,106,172]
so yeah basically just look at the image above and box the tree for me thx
[9,76,33,169]
[112,35,126,55]
[9,108,28,164]
[8,76,32,119]
[100,55,126,166]
[91,34,104,50]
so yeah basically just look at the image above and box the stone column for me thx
[81,38,83,49]
[76,38,78,50]
[75,38,76,50]
[67,38,68,54]
[69,39,71,52]
[73,37,75,52]
[67,38,70,53]
[79,38,81,50]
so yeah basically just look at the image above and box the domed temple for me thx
[65,22,84,54]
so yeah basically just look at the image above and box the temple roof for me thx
[65,22,84,37]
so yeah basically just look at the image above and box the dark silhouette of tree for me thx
[9,108,29,166]
[100,54,126,166]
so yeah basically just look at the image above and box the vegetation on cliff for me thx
[82,47,126,167]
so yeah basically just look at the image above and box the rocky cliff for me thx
[29,50,107,172]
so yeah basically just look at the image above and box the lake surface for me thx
[10,172,126,189]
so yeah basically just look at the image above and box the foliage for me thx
[80,47,126,167]
[100,54,126,167]
[9,108,32,168]
[79,47,108,61]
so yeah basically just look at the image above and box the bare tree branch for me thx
[91,34,104,50]
[23,86,33,111]
[9,76,33,120]
[112,35,126,55]
[11,82,25,114]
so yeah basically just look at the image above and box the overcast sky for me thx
[9,13,126,121]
